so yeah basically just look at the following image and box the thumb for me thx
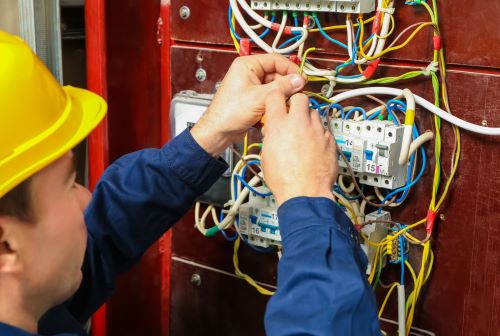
[258,73,306,98]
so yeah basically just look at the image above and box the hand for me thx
[261,91,338,205]
[191,54,306,157]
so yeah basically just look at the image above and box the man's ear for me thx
[0,218,22,274]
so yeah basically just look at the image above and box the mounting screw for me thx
[195,68,207,82]
[481,119,488,126]
[179,6,191,20]
[191,273,201,286]
[439,214,445,221]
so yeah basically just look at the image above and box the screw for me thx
[195,68,207,82]
[439,214,445,221]
[481,119,488,126]
[191,273,201,286]
[179,6,191,20]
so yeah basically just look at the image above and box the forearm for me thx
[265,197,381,336]
[68,129,227,321]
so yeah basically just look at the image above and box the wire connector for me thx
[239,38,252,56]
[426,209,437,234]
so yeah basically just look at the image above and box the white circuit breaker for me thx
[331,118,408,189]
[360,210,390,274]
[238,186,281,248]
[250,0,376,14]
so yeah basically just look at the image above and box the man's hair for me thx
[0,179,33,222]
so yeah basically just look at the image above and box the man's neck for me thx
[0,281,40,334]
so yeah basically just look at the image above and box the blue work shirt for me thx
[0,129,380,335]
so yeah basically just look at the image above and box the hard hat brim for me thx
[0,86,107,198]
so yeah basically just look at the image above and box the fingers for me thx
[264,90,288,126]
[288,93,310,122]
[259,73,305,97]
[238,53,302,79]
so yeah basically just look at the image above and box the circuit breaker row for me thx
[238,186,391,274]
[250,0,376,13]
[331,118,408,190]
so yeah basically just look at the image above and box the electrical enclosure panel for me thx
[239,187,281,248]
[331,118,407,189]
[360,210,391,274]
[170,91,233,206]
[250,0,376,13]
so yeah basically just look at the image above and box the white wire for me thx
[409,131,434,159]
[331,87,500,135]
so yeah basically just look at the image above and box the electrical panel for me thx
[238,186,281,248]
[250,0,376,14]
[360,210,390,275]
[331,118,408,189]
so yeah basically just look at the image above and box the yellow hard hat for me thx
[0,31,107,198]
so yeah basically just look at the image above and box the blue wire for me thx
[219,210,238,241]
[232,173,274,253]
[228,6,274,41]
[344,107,367,120]
[235,175,272,197]
[278,35,301,49]
[293,15,299,27]
[314,16,348,50]
[337,74,364,79]
[380,129,427,206]
[367,110,381,120]
[330,103,345,119]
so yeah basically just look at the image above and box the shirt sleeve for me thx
[264,197,382,336]
[67,129,228,322]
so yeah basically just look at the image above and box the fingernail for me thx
[289,74,304,90]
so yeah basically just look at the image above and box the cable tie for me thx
[422,61,439,76]
[377,7,395,15]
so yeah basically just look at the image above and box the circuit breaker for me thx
[238,186,281,248]
[331,118,408,189]
[170,91,233,206]
[360,210,391,274]
[250,0,376,14]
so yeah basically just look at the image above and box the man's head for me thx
[0,30,106,328]
[0,151,91,312]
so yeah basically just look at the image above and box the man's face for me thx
[19,151,91,308]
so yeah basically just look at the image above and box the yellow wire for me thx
[233,237,275,296]
[247,143,262,152]
[358,20,436,61]
[404,260,417,286]
[361,219,426,247]
[299,47,316,75]
[243,133,249,156]
[308,15,375,32]
[303,91,334,103]
[229,12,240,53]
[376,13,395,39]
[378,282,399,317]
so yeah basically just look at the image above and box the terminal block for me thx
[360,210,391,275]
[238,187,281,248]
[250,0,376,14]
[331,118,407,189]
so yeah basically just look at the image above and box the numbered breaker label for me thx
[360,210,391,275]
[239,187,281,248]
[331,119,407,190]
[250,0,376,13]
